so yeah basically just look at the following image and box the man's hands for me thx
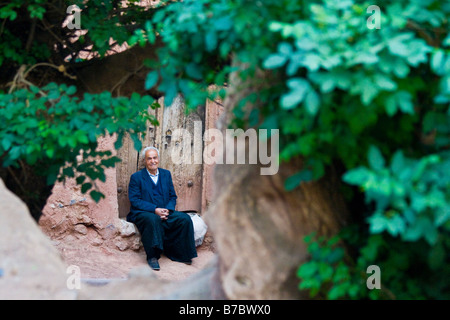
[155,208,169,220]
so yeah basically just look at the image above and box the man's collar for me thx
[147,168,159,177]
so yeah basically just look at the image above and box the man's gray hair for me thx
[142,146,160,158]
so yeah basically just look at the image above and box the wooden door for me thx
[115,96,206,218]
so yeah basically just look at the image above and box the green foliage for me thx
[68,0,151,57]
[0,0,49,67]
[297,232,382,300]
[300,146,450,299]
[299,222,450,299]
[263,0,446,181]
[0,0,151,68]
[343,147,450,245]
[0,0,46,21]
[136,0,304,108]
[0,0,162,203]
[0,82,157,200]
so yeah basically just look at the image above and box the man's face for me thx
[145,149,159,173]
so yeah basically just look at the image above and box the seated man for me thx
[126,146,197,270]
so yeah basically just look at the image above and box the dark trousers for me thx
[127,210,197,263]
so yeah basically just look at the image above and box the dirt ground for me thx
[55,240,216,282]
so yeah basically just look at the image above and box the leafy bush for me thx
[344,147,449,245]
[298,147,450,299]
[0,82,157,202]
[0,0,158,220]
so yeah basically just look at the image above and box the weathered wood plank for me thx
[158,95,204,212]
[116,133,138,218]
[116,95,210,216]
[202,97,224,213]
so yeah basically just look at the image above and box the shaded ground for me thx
[53,238,216,281]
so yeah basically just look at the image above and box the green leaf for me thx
[390,150,405,176]
[368,145,385,170]
[402,219,423,242]
[214,16,233,31]
[66,85,77,95]
[0,5,18,20]
[280,92,301,110]
[435,206,450,227]
[81,182,93,194]
[318,263,333,280]
[397,91,414,114]
[285,170,313,191]
[361,83,379,105]
[368,212,388,234]
[205,31,218,52]
[145,20,155,44]
[28,5,46,19]
[90,190,105,203]
[374,74,397,91]
[278,42,293,56]
[131,134,143,152]
[304,90,320,115]
[263,54,287,69]
[281,78,310,110]
[386,91,415,116]
[342,167,372,186]
[443,34,450,47]
[388,33,414,57]
[76,175,86,185]
[46,172,58,186]
[164,82,178,107]
[297,262,318,279]
[328,284,346,300]
[46,148,54,158]
[1,136,12,151]
[186,63,203,80]
[431,49,445,75]
[386,213,406,236]
[145,71,159,90]
[76,132,89,144]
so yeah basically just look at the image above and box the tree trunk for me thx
[204,63,349,299]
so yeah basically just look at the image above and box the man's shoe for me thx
[183,260,192,265]
[148,257,160,271]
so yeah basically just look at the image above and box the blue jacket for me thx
[127,168,177,216]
